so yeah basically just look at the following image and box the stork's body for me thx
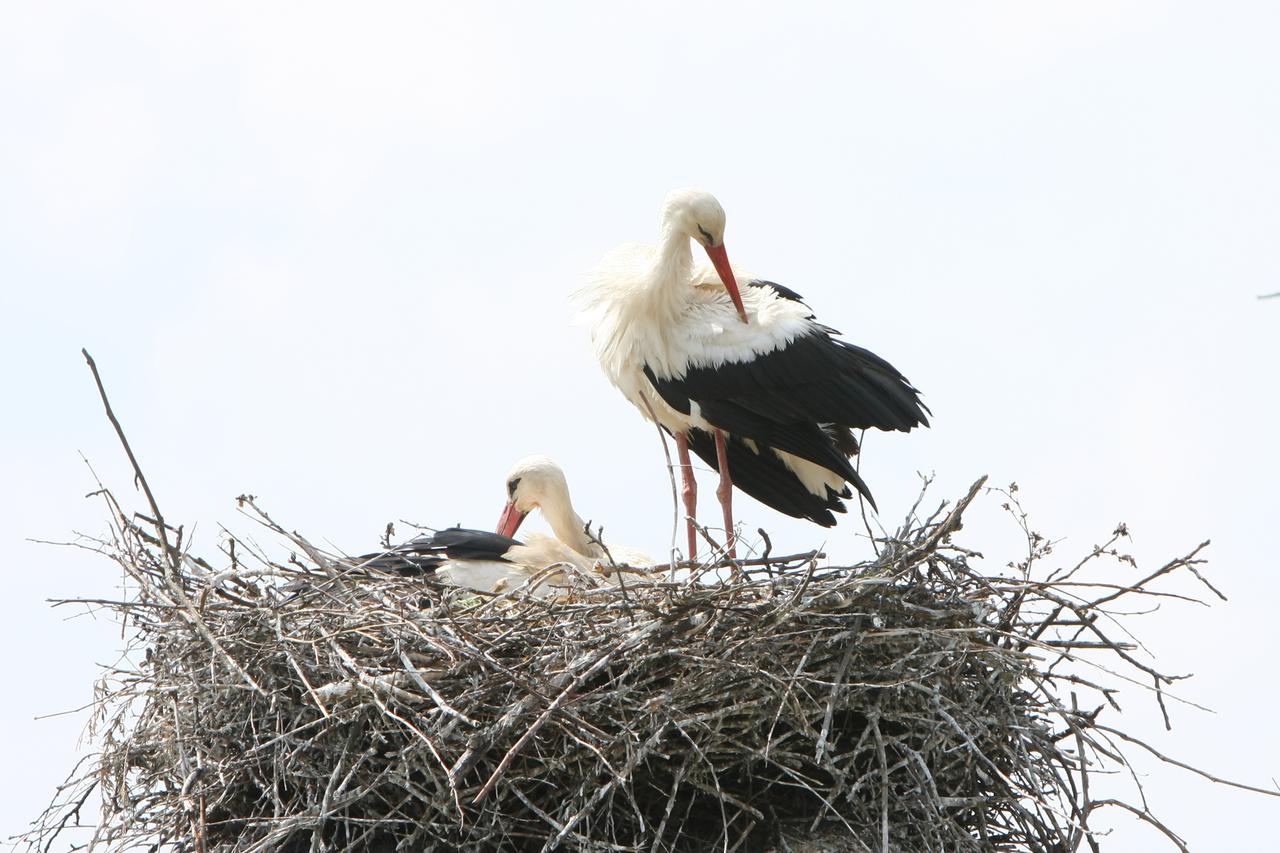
[576,189,929,559]
[365,527,596,598]
[369,457,652,595]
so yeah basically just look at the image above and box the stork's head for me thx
[495,455,571,538]
[663,188,727,248]
[661,188,748,323]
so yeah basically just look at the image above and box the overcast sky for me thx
[3,2,1278,848]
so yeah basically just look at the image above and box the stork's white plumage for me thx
[575,188,929,559]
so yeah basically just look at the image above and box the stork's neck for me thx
[646,224,695,312]
[540,490,597,558]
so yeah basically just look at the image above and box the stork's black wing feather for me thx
[653,330,930,435]
[644,282,926,522]
[421,528,522,560]
[750,279,808,305]
[646,367,860,483]
[358,527,520,576]
[643,328,927,482]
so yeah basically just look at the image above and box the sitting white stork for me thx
[365,456,651,596]
[575,188,929,559]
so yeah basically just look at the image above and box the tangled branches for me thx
[22,352,1276,851]
[22,470,1268,853]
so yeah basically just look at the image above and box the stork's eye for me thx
[507,477,521,497]
[697,225,714,245]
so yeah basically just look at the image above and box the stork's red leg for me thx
[675,431,699,561]
[713,429,737,558]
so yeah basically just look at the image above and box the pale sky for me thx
[2,2,1278,848]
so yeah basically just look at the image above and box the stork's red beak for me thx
[704,243,748,324]
[496,499,528,539]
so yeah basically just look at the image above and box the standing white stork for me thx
[575,188,929,560]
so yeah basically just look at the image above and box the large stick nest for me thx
[25,476,1234,853]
